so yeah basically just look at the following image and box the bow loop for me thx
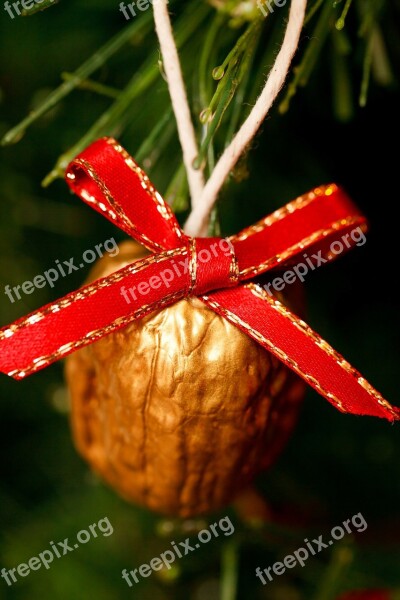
[66,137,185,253]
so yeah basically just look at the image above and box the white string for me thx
[184,0,307,237]
[153,0,205,207]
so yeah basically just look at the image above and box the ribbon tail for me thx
[0,249,189,380]
[201,284,399,422]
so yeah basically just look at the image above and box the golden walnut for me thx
[65,241,305,517]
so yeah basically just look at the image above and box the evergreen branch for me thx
[135,107,174,167]
[279,0,334,114]
[165,163,189,212]
[359,29,374,107]
[61,73,121,99]
[41,54,161,187]
[41,0,210,186]
[21,0,59,16]
[1,13,152,146]
[335,0,353,31]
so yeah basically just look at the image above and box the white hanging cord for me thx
[153,0,205,207]
[153,0,307,237]
[184,0,307,236]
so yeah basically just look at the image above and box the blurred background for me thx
[0,0,400,598]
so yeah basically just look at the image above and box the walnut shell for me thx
[66,241,305,517]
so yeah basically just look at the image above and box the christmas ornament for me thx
[67,240,305,516]
[0,137,398,516]
[0,138,397,417]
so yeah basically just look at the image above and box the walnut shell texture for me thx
[66,241,305,517]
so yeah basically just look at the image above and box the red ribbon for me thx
[0,137,398,421]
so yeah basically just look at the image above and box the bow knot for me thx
[187,237,239,296]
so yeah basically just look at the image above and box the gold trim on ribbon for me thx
[187,238,197,295]
[230,185,338,243]
[106,138,184,243]
[73,158,166,253]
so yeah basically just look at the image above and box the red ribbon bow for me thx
[0,138,398,421]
